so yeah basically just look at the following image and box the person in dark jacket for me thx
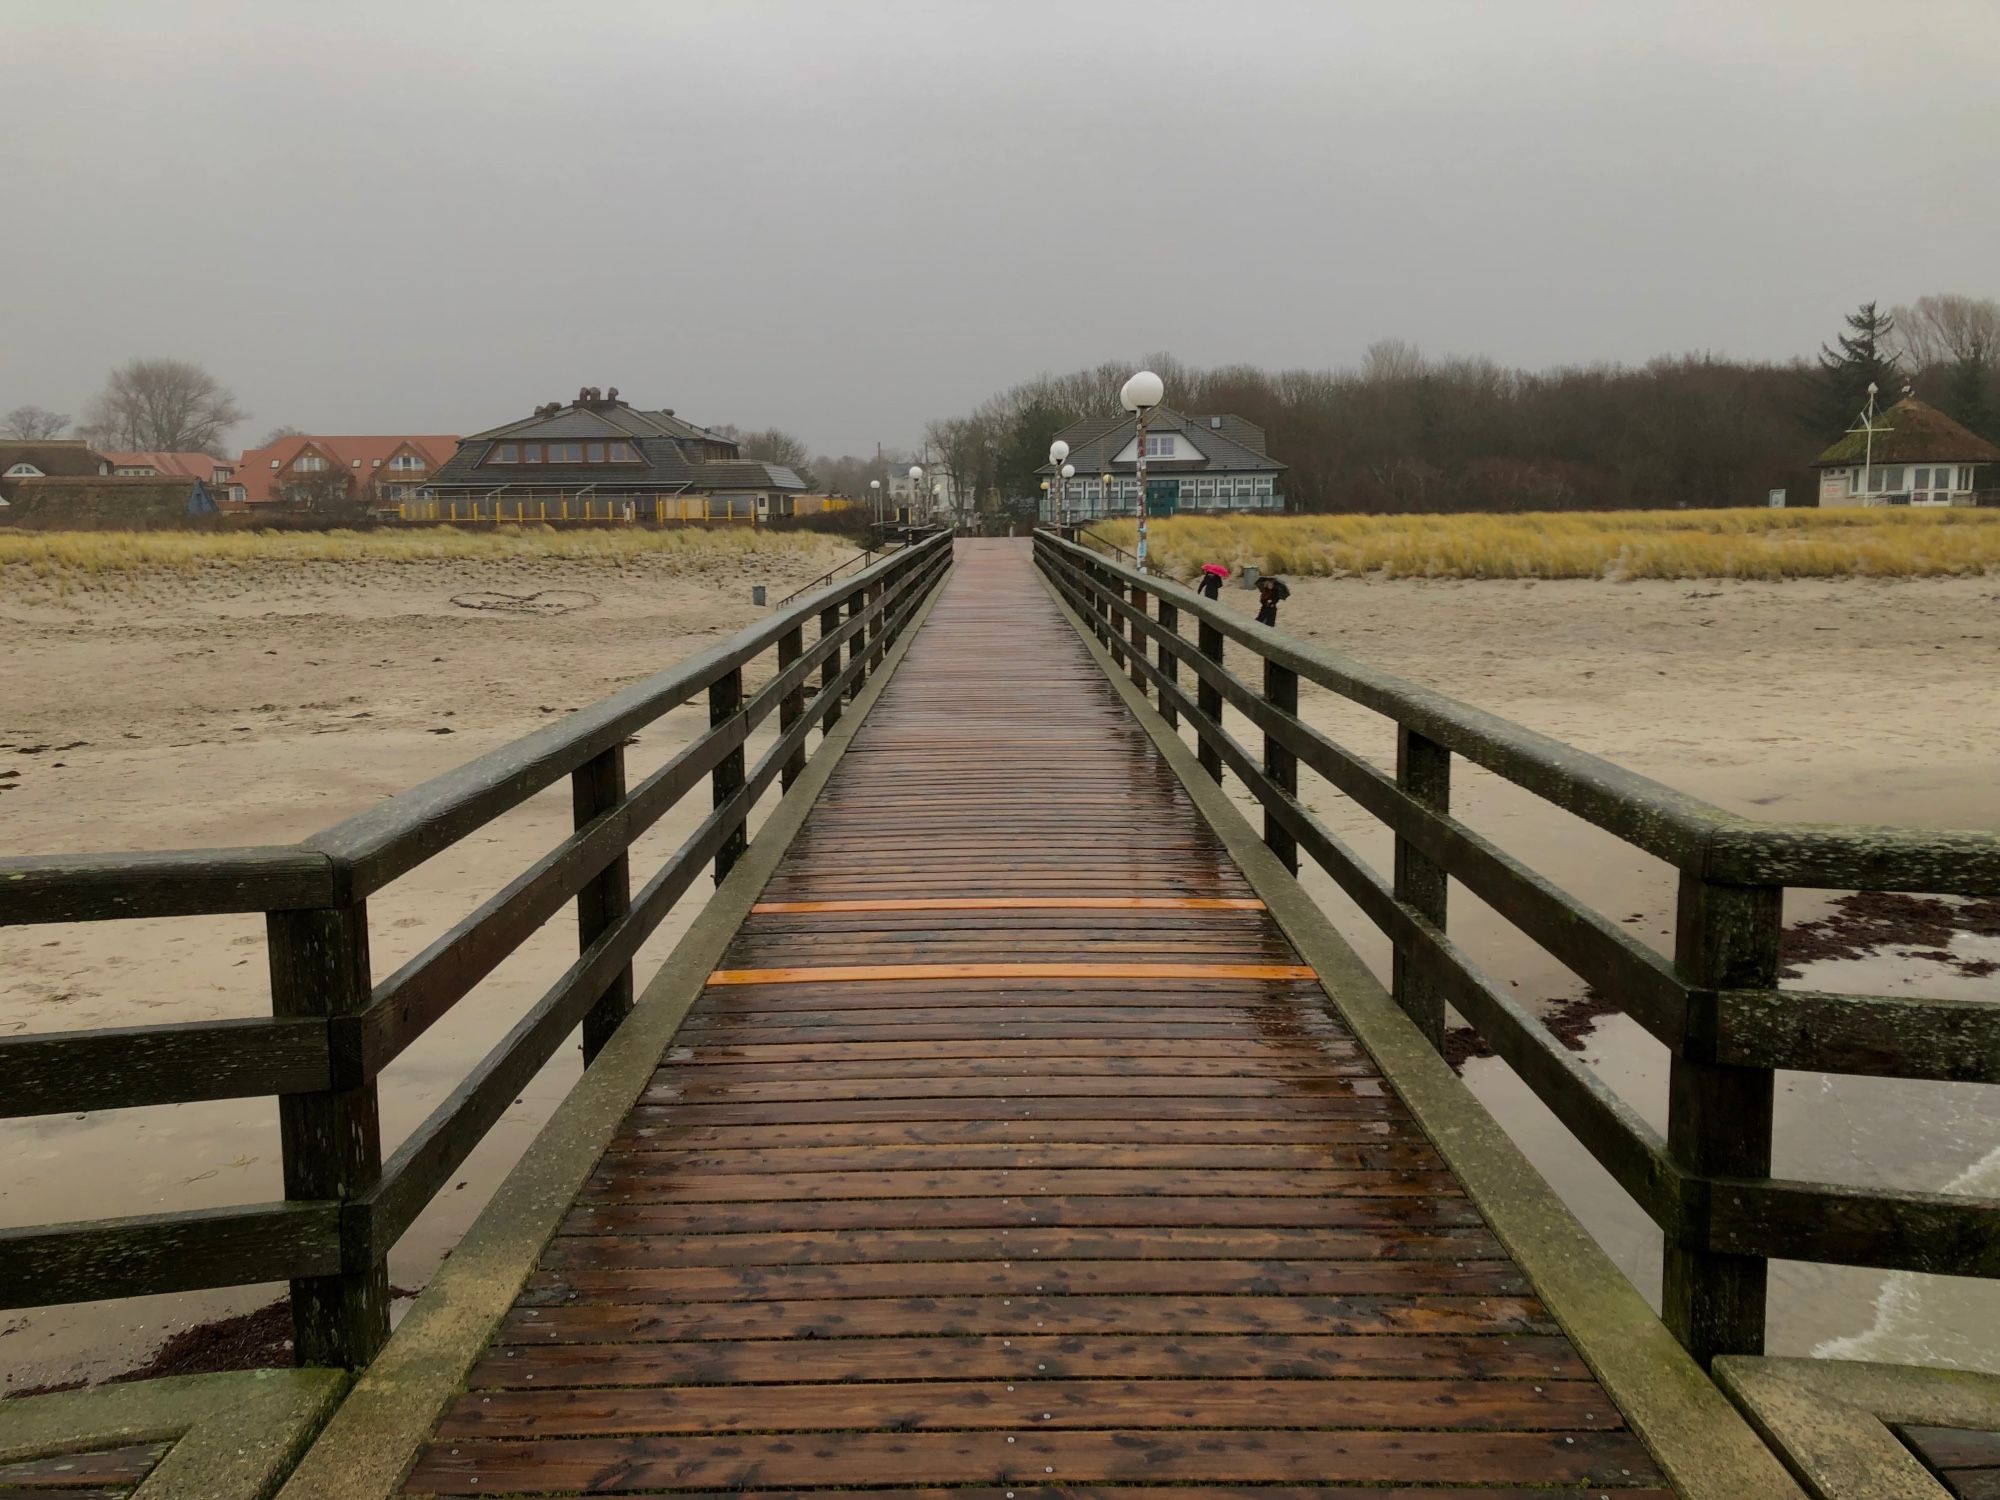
[1255,575,1289,626]
[1196,567,1223,601]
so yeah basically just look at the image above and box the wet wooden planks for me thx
[1899,1423,2000,1499]
[402,541,1662,1496]
[0,1440,170,1500]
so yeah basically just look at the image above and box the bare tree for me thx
[719,426,815,485]
[1362,338,1427,383]
[2,405,71,440]
[1888,294,2000,371]
[258,424,306,447]
[82,358,245,455]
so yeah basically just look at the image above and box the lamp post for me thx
[1048,439,1070,527]
[1101,471,1112,524]
[869,478,881,530]
[1120,369,1165,574]
[1060,464,1075,529]
[907,465,924,527]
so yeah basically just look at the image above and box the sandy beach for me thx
[0,536,847,1388]
[4,551,1997,1384]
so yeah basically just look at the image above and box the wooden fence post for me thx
[1097,565,1122,665]
[573,745,632,1064]
[710,666,746,882]
[269,904,388,1369]
[1263,659,1299,874]
[845,589,865,701]
[1157,598,1179,728]
[819,601,844,732]
[1196,620,1225,785]
[777,623,806,791]
[1392,727,1450,1050]
[1665,875,1780,1367]
[1128,581,1148,694]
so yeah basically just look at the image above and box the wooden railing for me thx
[1035,530,2000,1368]
[775,543,889,608]
[0,533,953,1369]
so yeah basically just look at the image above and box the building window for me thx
[294,454,327,472]
[586,442,605,462]
[1254,476,1274,497]
[1143,434,1173,458]
[388,454,425,471]
[494,443,519,462]
[1868,465,1905,493]
[550,442,583,463]
[609,441,635,461]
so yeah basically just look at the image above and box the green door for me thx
[1146,479,1178,517]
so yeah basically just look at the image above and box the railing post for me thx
[1195,619,1224,785]
[573,744,632,1064]
[1105,566,1126,666]
[866,579,885,662]
[845,588,865,701]
[1262,658,1299,874]
[777,623,806,791]
[269,903,388,1369]
[1156,598,1179,728]
[1665,875,1779,1367]
[710,665,746,882]
[818,600,844,732]
[1392,727,1450,1050]
[1128,581,1148,694]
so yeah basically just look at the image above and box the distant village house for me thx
[1813,397,1999,507]
[1036,408,1285,522]
[102,451,237,488]
[0,440,111,505]
[230,434,460,512]
[424,388,807,522]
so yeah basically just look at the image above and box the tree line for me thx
[781,293,2000,516]
[13,295,1995,518]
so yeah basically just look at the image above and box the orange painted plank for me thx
[707,962,1319,986]
[750,896,1266,914]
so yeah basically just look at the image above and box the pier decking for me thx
[398,543,1665,1495]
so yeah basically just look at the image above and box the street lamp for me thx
[907,465,924,527]
[1101,471,1112,523]
[869,478,881,529]
[1048,440,1070,527]
[1120,369,1165,573]
[1060,464,1075,528]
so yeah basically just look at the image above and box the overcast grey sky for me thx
[4,0,1996,454]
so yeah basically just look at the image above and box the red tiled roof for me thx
[229,435,460,501]
[102,451,234,480]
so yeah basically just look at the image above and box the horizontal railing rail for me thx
[0,531,954,1368]
[775,543,888,608]
[1034,528,2000,1368]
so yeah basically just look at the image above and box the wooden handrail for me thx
[1035,528,2000,1370]
[0,532,954,1368]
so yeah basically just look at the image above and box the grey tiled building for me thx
[1037,407,1285,522]
[426,388,805,521]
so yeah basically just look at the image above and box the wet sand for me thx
[1195,572,2000,1371]
[0,540,842,1390]
[4,561,1996,1385]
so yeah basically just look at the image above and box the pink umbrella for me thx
[1201,563,1231,579]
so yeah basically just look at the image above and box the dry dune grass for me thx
[0,524,841,578]
[1091,507,2000,581]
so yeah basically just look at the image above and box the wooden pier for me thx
[400,543,1666,1495]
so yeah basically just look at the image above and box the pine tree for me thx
[1815,301,1901,437]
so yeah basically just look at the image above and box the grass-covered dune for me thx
[1087,507,2000,581]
